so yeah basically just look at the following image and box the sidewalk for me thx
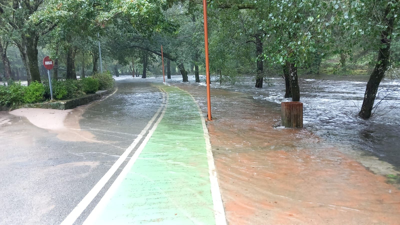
[83,85,226,224]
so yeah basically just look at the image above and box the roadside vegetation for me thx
[0,72,113,108]
[0,0,398,119]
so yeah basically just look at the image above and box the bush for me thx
[93,72,114,90]
[23,81,45,103]
[44,80,86,100]
[0,82,26,107]
[82,77,99,94]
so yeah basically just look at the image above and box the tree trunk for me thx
[219,70,222,85]
[92,51,99,74]
[167,59,171,79]
[340,53,346,68]
[81,52,85,79]
[255,34,263,88]
[132,58,135,77]
[286,61,300,101]
[178,63,188,82]
[53,47,59,80]
[15,68,20,80]
[281,102,303,128]
[66,46,77,80]
[114,65,120,77]
[359,6,394,119]
[0,41,12,80]
[195,65,200,83]
[26,34,41,83]
[142,51,148,79]
[283,63,292,98]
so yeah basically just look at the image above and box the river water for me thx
[188,75,400,170]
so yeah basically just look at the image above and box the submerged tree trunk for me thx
[359,7,394,119]
[286,61,300,101]
[114,65,120,77]
[66,46,77,80]
[142,51,148,78]
[167,59,171,79]
[283,63,292,98]
[132,58,135,77]
[195,65,200,83]
[219,70,222,85]
[194,51,200,82]
[178,63,188,82]
[255,34,263,88]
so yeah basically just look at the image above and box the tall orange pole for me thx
[203,0,212,121]
[161,45,165,83]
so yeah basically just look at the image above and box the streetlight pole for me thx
[161,45,165,83]
[98,33,103,73]
[203,0,212,121]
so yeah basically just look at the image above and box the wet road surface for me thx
[0,79,163,224]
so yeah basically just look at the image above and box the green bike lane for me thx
[84,85,226,225]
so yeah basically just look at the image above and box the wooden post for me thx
[281,102,303,128]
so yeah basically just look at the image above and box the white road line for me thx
[187,90,228,225]
[83,91,169,225]
[60,92,166,225]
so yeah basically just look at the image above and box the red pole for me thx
[203,0,212,121]
[161,45,165,83]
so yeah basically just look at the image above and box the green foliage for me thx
[0,83,26,107]
[23,82,45,103]
[82,77,99,94]
[93,72,114,90]
[47,80,84,100]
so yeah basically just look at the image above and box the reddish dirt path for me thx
[178,84,400,225]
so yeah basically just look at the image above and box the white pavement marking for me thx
[60,91,166,225]
[83,91,169,225]
[187,90,228,225]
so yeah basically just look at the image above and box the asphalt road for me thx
[0,78,163,225]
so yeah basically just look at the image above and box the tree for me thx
[353,1,399,119]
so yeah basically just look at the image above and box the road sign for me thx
[43,56,54,70]
[43,56,54,100]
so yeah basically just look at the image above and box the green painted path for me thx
[85,86,225,225]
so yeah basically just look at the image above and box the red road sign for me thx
[43,56,54,70]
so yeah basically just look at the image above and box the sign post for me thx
[161,45,165,83]
[43,56,54,100]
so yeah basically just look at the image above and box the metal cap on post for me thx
[203,0,212,121]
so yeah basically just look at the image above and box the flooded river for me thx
[176,75,400,171]
[169,74,400,225]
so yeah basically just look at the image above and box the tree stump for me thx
[281,102,303,128]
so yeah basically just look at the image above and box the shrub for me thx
[93,72,114,90]
[44,80,85,100]
[82,77,99,94]
[51,81,70,100]
[0,82,26,107]
[24,81,45,103]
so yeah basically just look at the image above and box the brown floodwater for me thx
[177,84,400,225]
